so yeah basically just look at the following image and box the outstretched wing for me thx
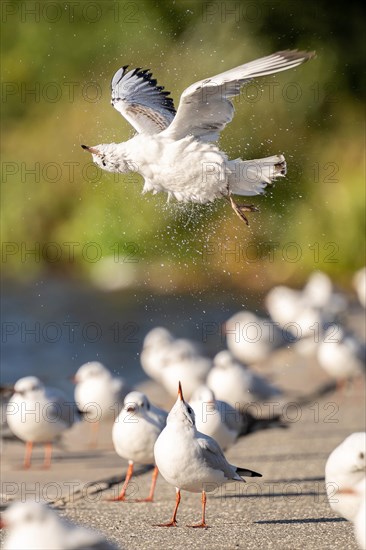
[161,50,315,142]
[111,66,176,134]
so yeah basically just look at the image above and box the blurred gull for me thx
[140,327,175,383]
[140,328,210,399]
[353,267,366,308]
[317,326,365,388]
[154,382,262,527]
[190,385,287,450]
[159,339,212,400]
[207,350,282,407]
[325,432,366,521]
[1,501,118,550]
[109,391,167,502]
[73,361,130,445]
[6,376,78,469]
[82,50,314,224]
[353,478,366,549]
[265,271,347,339]
[224,310,288,364]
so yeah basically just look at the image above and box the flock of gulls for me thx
[1,268,365,549]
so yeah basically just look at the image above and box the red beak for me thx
[178,381,184,401]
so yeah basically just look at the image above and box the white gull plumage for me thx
[1,501,118,550]
[153,382,261,527]
[82,50,314,224]
[110,391,167,502]
[6,376,79,469]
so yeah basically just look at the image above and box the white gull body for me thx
[1,501,118,550]
[6,376,78,468]
[207,350,282,407]
[159,338,212,400]
[82,50,314,224]
[74,361,130,421]
[317,326,365,382]
[110,391,167,501]
[325,432,366,521]
[140,327,175,383]
[190,385,286,451]
[353,267,366,308]
[154,382,261,526]
[225,310,287,364]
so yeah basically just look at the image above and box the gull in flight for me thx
[82,50,314,224]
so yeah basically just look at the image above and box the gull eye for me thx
[102,159,106,167]
[359,452,364,460]
[187,406,193,415]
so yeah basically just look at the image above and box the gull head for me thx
[123,391,151,416]
[191,385,216,404]
[167,381,196,429]
[143,327,174,349]
[81,143,133,174]
[213,350,235,369]
[13,376,44,397]
[73,361,110,383]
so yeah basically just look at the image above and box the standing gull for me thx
[73,361,130,446]
[6,376,78,469]
[109,391,167,502]
[154,382,261,527]
[82,50,314,224]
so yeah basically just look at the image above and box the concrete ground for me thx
[1,357,365,549]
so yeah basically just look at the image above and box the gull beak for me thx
[0,516,6,528]
[0,385,14,396]
[81,144,101,156]
[68,375,77,384]
[126,405,136,413]
[178,381,184,402]
[337,488,357,495]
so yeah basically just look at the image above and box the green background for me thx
[2,0,365,292]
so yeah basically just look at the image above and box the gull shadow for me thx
[215,491,326,499]
[265,476,325,483]
[255,518,347,524]
[242,452,328,462]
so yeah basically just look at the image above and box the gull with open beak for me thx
[109,391,167,502]
[154,382,262,528]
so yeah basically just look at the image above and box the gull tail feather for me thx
[228,155,286,196]
[236,467,262,478]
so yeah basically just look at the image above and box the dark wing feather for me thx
[111,66,176,134]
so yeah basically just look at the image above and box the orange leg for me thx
[134,466,159,502]
[43,442,53,469]
[23,441,33,469]
[156,488,181,527]
[89,421,100,448]
[187,490,209,528]
[106,462,134,501]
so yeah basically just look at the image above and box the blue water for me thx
[1,277,259,395]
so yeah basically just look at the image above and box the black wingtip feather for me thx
[120,66,176,114]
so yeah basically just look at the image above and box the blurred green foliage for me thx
[1,0,365,290]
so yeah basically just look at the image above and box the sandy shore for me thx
[1,357,365,549]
